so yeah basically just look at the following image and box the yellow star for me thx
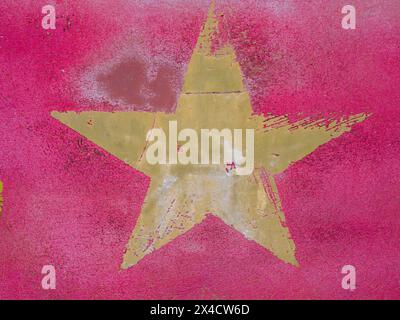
[52,3,369,269]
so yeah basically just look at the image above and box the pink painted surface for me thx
[0,0,399,299]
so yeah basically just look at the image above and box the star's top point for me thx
[181,0,245,101]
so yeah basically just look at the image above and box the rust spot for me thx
[97,58,147,106]
[148,65,177,112]
[97,58,178,111]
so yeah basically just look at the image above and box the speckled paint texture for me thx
[0,0,399,299]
